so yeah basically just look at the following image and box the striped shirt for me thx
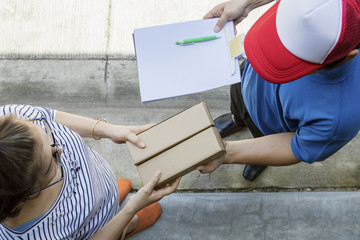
[0,105,120,239]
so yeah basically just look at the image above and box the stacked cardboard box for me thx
[126,102,225,187]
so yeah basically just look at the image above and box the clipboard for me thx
[133,18,244,103]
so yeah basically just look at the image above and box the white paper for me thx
[133,18,240,103]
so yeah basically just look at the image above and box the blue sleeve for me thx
[291,125,350,164]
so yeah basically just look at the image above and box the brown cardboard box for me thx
[126,102,225,187]
[136,127,225,187]
[126,102,214,165]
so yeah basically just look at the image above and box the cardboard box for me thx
[126,102,214,165]
[136,127,225,187]
[126,102,226,187]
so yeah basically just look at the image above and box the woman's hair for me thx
[0,115,40,222]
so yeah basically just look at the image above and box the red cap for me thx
[244,0,360,84]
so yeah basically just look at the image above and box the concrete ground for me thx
[1,1,360,239]
[124,192,360,240]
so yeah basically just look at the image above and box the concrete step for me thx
[0,0,272,59]
[125,192,360,240]
[1,59,359,191]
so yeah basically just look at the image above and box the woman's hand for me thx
[106,123,154,148]
[204,0,273,32]
[127,171,181,213]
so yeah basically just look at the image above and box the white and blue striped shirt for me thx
[0,105,120,239]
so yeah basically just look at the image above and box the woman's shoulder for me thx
[0,104,55,121]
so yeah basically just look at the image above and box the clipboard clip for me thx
[229,34,246,60]
[226,30,246,76]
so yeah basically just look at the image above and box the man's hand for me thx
[196,142,229,174]
[196,155,226,174]
[204,0,274,32]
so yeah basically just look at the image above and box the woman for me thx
[0,104,180,239]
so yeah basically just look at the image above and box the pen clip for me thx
[179,42,195,46]
[176,36,221,46]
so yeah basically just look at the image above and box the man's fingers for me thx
[203,11,215,19]
[197,162,217,174]
[203,4,222,19]
[214,14,229,32]
[196,165,204,172]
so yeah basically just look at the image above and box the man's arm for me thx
[197,132,299,174]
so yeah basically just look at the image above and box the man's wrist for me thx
[247,0,274,12]
[222,141,239,164]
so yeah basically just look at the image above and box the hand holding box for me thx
[126,102,225,187]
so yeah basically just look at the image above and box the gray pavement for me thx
[1,1,360,239]
[126,192,360,240]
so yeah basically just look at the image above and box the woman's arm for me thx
[89,172,181,240]
[55,111,152,148]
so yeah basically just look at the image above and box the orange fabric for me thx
[125,202,162,238]
[117,178,132,204]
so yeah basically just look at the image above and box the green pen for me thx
[175,35,221,45]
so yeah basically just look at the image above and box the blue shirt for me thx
[242,55,360,163]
